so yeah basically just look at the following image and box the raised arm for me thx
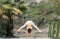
[17,22,27,31]
[32,22,41,32]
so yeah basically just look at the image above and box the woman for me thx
[17,20,41,37]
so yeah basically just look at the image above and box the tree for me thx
[0,1,23,37]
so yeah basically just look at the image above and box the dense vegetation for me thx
[0,0,60,38]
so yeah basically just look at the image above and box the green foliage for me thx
[48,0,60,38]
[0,0,60,37]
[0,0,27,37]
[48,19,59,37]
